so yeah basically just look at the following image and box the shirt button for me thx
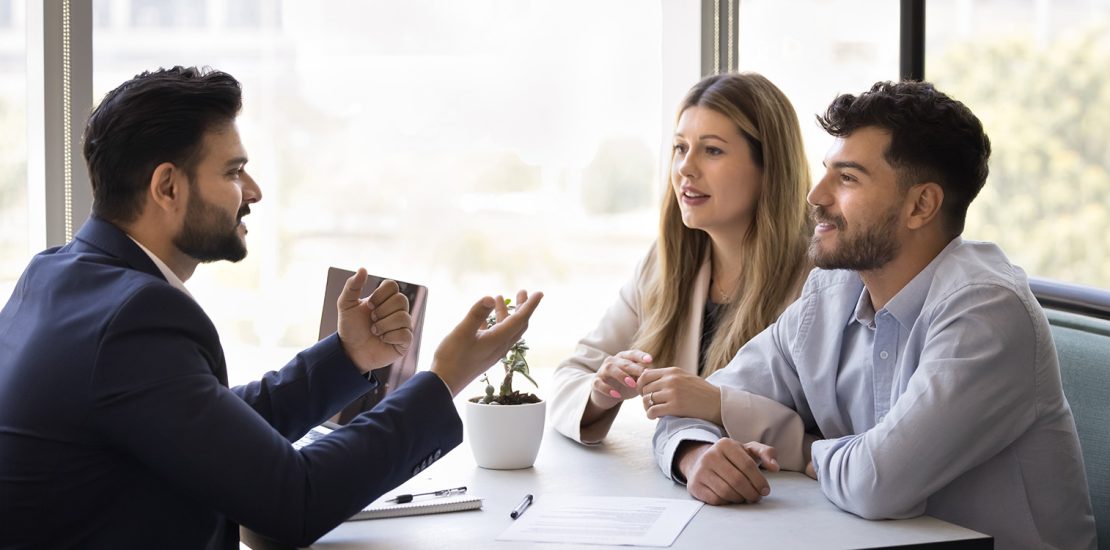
[879,351,889,360]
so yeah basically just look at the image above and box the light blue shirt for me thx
[654,238,1096,549]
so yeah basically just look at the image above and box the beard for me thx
[173,189,249,264]
[809,204,900,271]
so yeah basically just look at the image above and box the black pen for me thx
[510,494,533,519]
[387,486,467,504]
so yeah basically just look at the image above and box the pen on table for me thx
[510,494,533,519]
[387,486,467,504]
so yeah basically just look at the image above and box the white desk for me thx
[258,404,991,550]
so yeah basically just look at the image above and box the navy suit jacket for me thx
[0,217,462,549]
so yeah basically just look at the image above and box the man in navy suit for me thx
[0,66,542,549]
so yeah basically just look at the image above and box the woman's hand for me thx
[638,367,723,423]
[587,350,653,411]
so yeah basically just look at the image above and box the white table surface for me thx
[256,402,992,550]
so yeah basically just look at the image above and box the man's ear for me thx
[904,182,944,230]
[148,162,184,214]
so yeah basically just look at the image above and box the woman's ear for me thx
[905,182,944,230]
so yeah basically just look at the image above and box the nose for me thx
[242,171,262,204]
[674,149,697,181]
[807,171,832,207]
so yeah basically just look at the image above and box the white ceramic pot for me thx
[465,399,546,470]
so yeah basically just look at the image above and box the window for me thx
[93,0,675,386]
[736,0,900,177]
[0,0,26,301]
[927,0,1110,288]
[130,0,205,28]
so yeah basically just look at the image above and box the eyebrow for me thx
[826,160,871,175]
[223,157,249,169]
[673,133,730,143]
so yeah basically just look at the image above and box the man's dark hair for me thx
[817,81,991,236]
[82,66,242,224]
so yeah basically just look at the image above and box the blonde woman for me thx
[551,72,812,444]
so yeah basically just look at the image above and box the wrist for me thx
[429,362,463,396]
[674,440,710,482]
[710,385,723,425]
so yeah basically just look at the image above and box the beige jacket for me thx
[550,249,710,444]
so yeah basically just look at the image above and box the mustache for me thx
[237,205,251,222]
[810,206,845,230]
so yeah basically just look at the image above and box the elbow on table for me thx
[827,483,926,521]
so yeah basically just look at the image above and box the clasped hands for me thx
[589,349,723,425]
[590,350,811,505]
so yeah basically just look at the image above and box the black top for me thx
[698,298,727,376]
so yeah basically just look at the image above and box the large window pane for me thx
[93,0,669,387]
[927,0,1110,288]
[0,0,26,301]
[737,0,900,177]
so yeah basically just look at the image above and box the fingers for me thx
[720,441,770,500]
[369,309,414,347]
[366,279,403,309]
[369,290,408,321]
[686,439,769,505]
[595,354,649,400]
[614,349,652,366]
[637,365,681,387]
[805,461,817,480]
[486,291,543,340]
[461,296,497,333]
[494,294,510,324]
[743,441,780,473]
[337,268,369,311]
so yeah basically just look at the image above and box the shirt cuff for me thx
[662,428,721,484]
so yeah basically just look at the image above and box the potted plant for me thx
[465,299,545,469]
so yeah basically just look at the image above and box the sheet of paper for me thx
[496,495,703,547]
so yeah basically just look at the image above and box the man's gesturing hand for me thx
[336,268,414,374]
[431,290,543,396]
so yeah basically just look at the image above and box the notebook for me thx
[352,493,483,521]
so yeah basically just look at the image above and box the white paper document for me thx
[496,495,703,547]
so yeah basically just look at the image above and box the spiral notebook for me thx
[350,493,483,521]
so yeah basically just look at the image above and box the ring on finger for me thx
[648,391,655,406]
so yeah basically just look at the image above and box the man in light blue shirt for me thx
[650,81,1096,548]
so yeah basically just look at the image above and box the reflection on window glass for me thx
[130,0,205,28]
[927,0,1110,288]
[226,0,273,29]
[736,0,899,177]
[0,0,12,28]
[0,0,26,301]
[93,0,667,386]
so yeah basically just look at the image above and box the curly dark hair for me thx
[83,66,242,224]
[817,81,991,235]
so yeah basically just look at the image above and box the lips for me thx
[680,185,710,203]
[810,206,844,231]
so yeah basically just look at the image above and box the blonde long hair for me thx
[633,72,811,376]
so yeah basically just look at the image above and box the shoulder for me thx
[927,239,1037,307]
[923,239,1046,335]
[632,244,661,288]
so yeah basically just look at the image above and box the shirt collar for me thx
[850,282,877,329]
[882,236,963,329]
[126,236,194,299]
[848,236,963,331]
